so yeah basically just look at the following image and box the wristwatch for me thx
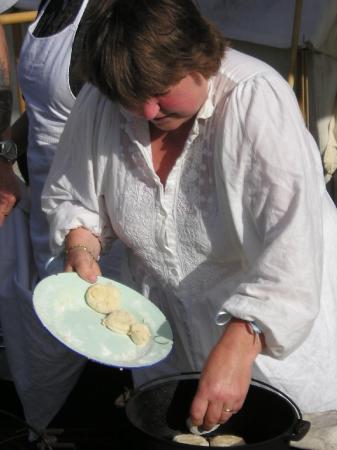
[0,140,18,163]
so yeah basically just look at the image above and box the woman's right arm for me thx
[42,84,117,275]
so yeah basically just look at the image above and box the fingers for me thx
[64,250,101,283]
[190,386,234,429]
[191,399,237,430]
[190,358,247,429]
[190,396,208,427]
[218,405,239,424]
[202,402,224,429]
[190,374,240,429]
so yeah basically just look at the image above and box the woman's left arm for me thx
[192,70,326,427]
[211,73,324,359]
[190,319,263,429]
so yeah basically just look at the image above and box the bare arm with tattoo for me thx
[0,25,20,225]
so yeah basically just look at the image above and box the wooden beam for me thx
[0,11,37,25]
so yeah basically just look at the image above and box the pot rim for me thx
[130,372,302,420]
[126,372,308,448]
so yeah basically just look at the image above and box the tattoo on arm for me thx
[0,59,13,135]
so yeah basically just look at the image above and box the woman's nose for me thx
[142,98,160,120]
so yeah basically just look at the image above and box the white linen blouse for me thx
[42,49,337,412]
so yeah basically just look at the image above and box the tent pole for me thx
[288,0,303,88]
[0,11,37,26]
[299,49,310,127]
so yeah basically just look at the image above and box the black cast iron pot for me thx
[125,373,310,450]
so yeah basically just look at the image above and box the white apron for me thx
[18,0,90,277]
[18,0,123,279]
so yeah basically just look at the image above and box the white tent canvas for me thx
[198,0,337,56]
[4,0,337,194]
[199,0,337,195]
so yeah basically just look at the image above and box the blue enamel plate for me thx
[33,272,173,368]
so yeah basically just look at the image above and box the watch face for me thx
[0,141,18,162]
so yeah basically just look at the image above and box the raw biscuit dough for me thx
[129,322,151,346]
[186,417,220,435]
[209,434,245,447]
[85,282,121,314]
[102,309,136,334]
[173,434,209,446]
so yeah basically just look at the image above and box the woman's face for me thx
[127,72,208,131]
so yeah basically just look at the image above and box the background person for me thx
[0,1,20,223]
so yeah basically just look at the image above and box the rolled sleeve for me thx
[212,73,324,358]
[42,84,116,254]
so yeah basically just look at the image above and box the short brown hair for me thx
[82,0,227,107]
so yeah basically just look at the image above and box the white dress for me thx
[42,48,337,413]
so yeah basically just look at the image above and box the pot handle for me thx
[290,419,311,441]
[251,380,311,442]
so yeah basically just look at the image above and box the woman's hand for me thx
[0,115,29,225]
[65,228,102,283]
[190,319,263,430]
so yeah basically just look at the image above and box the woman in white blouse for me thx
[42,0,337,430]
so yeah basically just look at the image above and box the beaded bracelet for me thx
[248,321,262,335]
[65,244,99,262]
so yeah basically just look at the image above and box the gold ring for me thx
[223,408,234,413]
